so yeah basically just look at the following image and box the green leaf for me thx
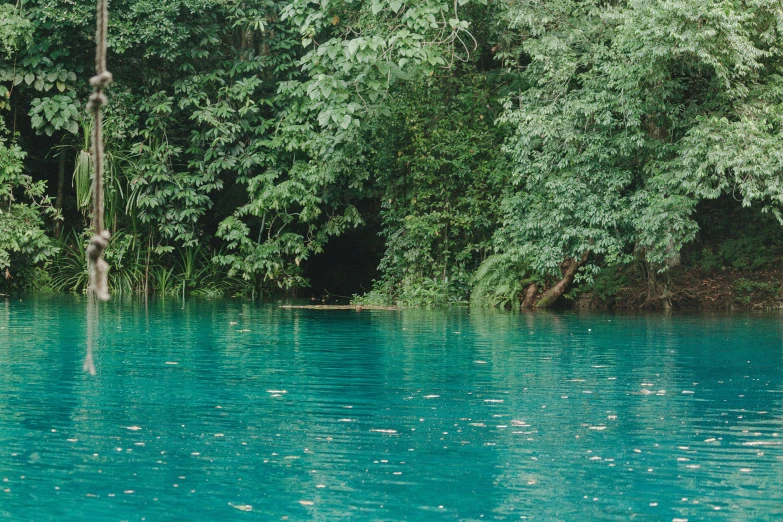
[318,109,332,126]
[377,61,391,75]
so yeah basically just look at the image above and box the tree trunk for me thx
[533,251,589,309]
[521,283,538,308]
[54,152,66,238]
[644,262,672,311]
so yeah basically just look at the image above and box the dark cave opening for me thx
[302,206,385,300]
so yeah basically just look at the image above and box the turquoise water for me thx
[1,297,783,520]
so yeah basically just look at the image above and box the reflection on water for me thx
[1,296,783,520]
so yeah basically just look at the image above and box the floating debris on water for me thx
[280,304,398,310]
[229,503,253,512]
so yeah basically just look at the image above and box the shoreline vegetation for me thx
[3,2,783,312]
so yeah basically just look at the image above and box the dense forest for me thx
[3,0,783,309]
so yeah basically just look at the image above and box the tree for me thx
[495,0,783,308]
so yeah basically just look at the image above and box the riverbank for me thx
[576,265,783,312]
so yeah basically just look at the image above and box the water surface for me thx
[1,296,783,520]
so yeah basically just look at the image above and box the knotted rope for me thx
[85,0,112,376]
[86,0,112,303]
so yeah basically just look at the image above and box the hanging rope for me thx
[84,0,112,376]
[86,0,112,302]
[84,292,97,376]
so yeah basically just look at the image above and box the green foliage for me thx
[712,237,779,272]
[0,136,59,290]
[50,230,251,297]
[5,0,783,307]
[29,94,80,136]
[362,69,507,304]
[585,265,632,304]
[0,4,32,56]
[494,0,783,299]
[470,253,532,309]
[49,231,88,294]
[733,278,780,306]
[682,197,783,274]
